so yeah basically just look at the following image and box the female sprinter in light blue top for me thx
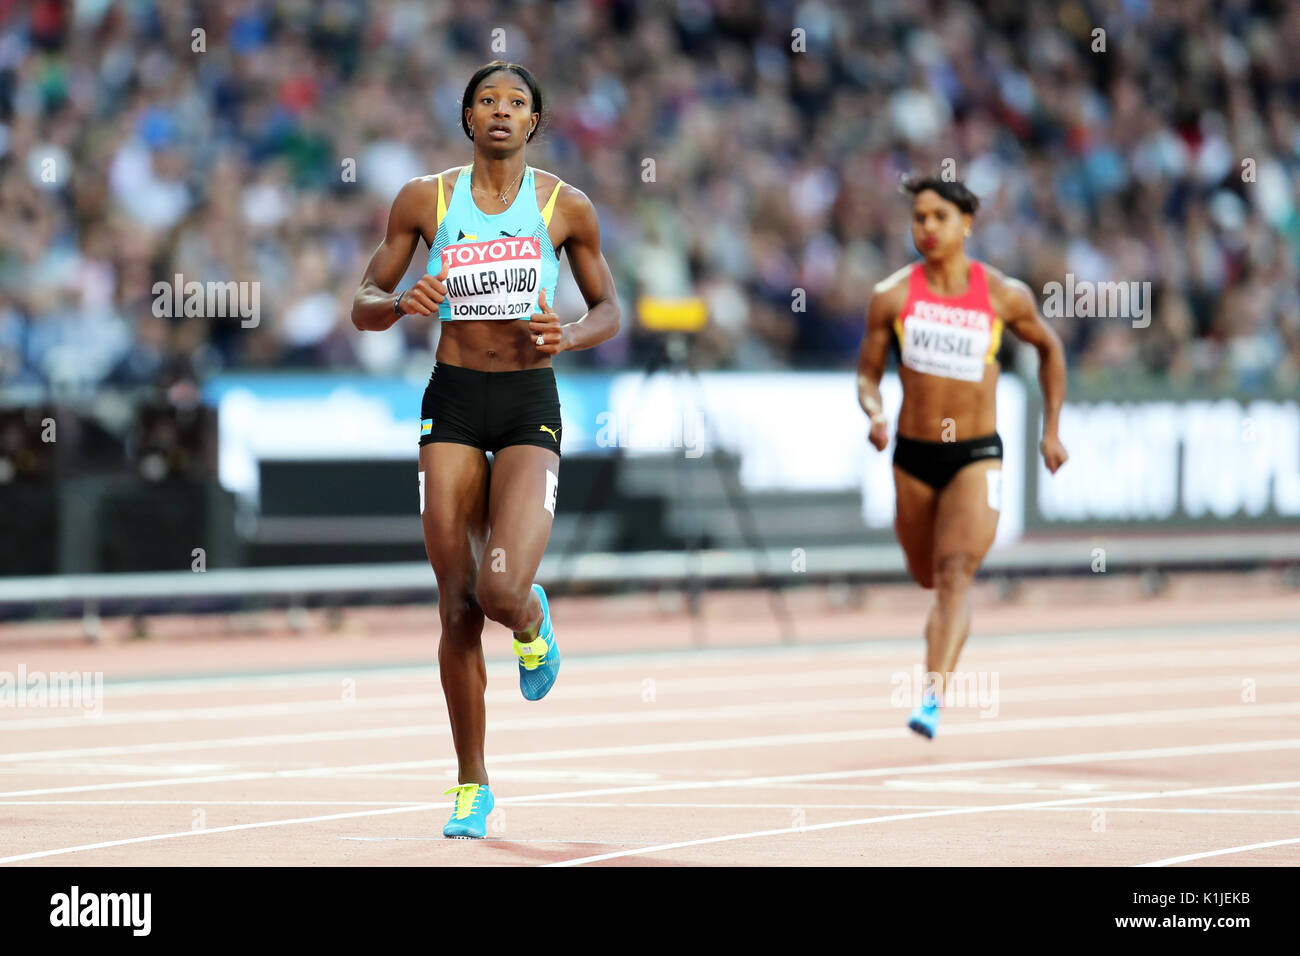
[351,60,621,838]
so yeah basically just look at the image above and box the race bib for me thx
[438,237,540,320]
[900,301,995,382]
[544,469,558,517]
[986,468,1002,511]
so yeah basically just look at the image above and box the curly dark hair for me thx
[900,174,980,216]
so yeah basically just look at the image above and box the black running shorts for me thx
[892,432,1002,491]
[419,363,562,456]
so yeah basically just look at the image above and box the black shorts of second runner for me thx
[893,432,1002,491]
[419,362,562,456]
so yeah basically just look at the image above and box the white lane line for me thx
[5,693,1300,766]
[2,691,1300,764]
[97,668,440,695]
[1,644,882,700]
[15,629,1295,704]
[338,837,659,847]
[0,695,438,731]
[0,800,426,807]
[0,804,440,865]
[486,737,1300,805]
[9,666,1300,734]
[1136,836,1300,867]
[0,693,918,737]
[541,781,1300,867]
[0,724,437,764]
[483,802,1300,815]
[4,706,1300,801]
[0,770,288,800]
[3,739,1297,864]
[7,798,1300,816]
[777,781,1300,800]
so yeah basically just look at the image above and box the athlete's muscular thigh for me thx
[894,465,938,589]
[419,442,491,626]
[475,445,559,616]
[932,458,1001,577]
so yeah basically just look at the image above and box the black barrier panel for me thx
[0,485,58,575]
[9,477,241,577]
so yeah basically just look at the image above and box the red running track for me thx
[0,580,1297,867]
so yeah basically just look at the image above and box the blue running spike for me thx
[442,783,494,839]
[512,584,560,701]
[908,695,940,739]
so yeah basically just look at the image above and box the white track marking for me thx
[0,800,426,807]
[3,740,1299,863]
[0,694,438,731]
[8,667,1300,734]
[0,804,440,865]
[7,799,1300,816]
[18,629,1295,705]
[337,837,658,847]
[1050,807,1300,815]
[479,801,1300,815]
[4,697,1299,767]
[95,668,441,696]
[486,738,1300,805]
[0,725,437,763]
[1137,837,1300,866]
[4,710,1300,802]
[0,769,302,799]
[3,628,1294,862]
[0,692,917,735]
[776,780,1300,800]
[5,645,893,700]
[541,781,1300,867]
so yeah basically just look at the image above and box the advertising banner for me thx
[1029,397,1300,530]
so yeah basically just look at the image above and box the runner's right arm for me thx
[352,179,449,332]
[857,281,903,451]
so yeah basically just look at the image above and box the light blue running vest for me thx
[426,165,563,322]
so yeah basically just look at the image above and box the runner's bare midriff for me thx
[895,362,999,441]
[436,319,554,371]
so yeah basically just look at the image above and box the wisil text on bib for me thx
[900,300,996,382]
[439,236,541,320]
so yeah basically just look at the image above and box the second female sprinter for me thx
[857,175,1067,740]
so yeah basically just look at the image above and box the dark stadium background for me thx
[1,0,1296,598]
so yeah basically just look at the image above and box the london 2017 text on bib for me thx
[439,237,541,320]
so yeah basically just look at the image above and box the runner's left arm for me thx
[531,186,621,355]
[998,278,1069,473]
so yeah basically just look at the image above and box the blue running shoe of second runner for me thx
[908,689,940,739]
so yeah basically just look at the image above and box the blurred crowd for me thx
[1,0,1298,396]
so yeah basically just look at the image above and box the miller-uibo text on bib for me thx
[439,237,542,320]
